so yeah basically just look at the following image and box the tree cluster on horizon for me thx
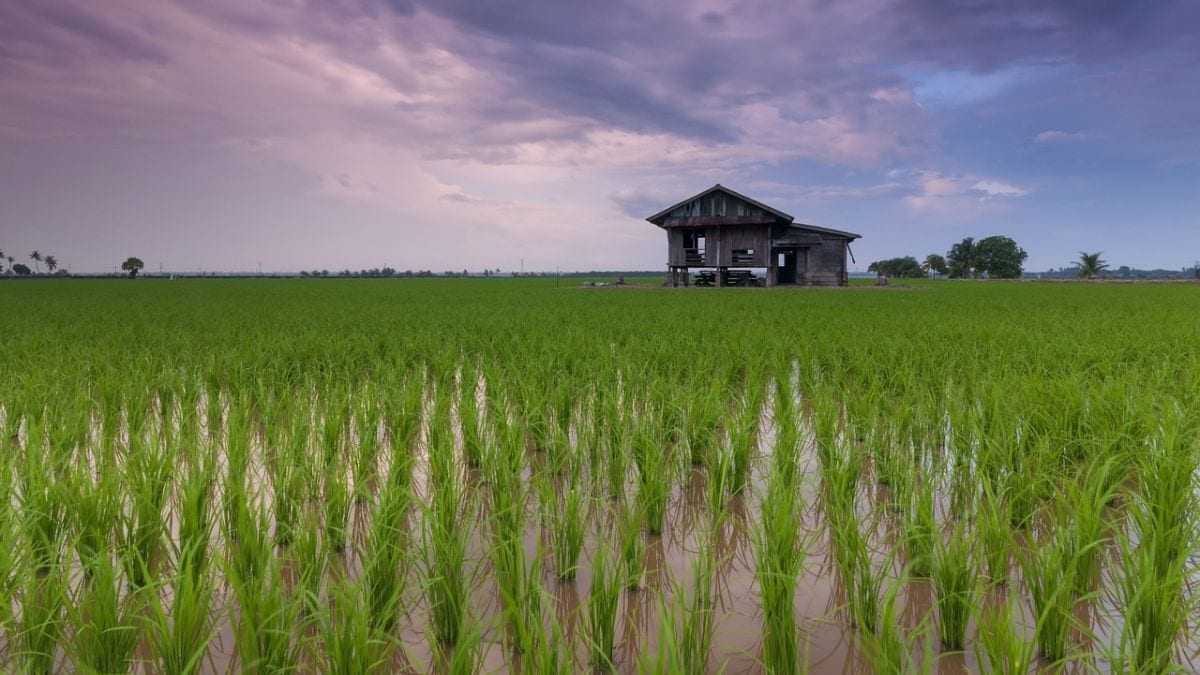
[0,248,64,276]
[870,236,1028,279]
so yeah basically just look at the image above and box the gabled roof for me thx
[645,185,862,240]
[646,184,793,224]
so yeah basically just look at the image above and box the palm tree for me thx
[30,250,42,274]
[1077,251,1107,279]
[44,255,58,274]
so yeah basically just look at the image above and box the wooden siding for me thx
[713,225,770,267]
[807,237,848,286]
[665,192,769,220]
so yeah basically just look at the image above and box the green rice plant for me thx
[705,443,734,516]
[19,448,68,576]
[974,474,1012,586]
[634,418,670,536]
[540,475,588,581]
[903,472,936,579]
[70,467,120,577]
[584,541,621,670]
[320,575,394,675]
[727,396,758,495]
[1019,525,1075,663]
[930,525,974,652]
[176,461,214,583]
[324,458,352,553]
[420,435,473,647]
[14,572,65,674]
[685,384,722,467]
[360,479,411,634]
[459,363,484,469]
[1112,408,1196,673]
[974,593,1036,675]
[1064,454,1121,597]
[846,531,884,634]
[676,525,718,674]
[432,612,488,675]
[119,438,173,589]
[617,497,646,590]
[67,556,145,674]
[858,576,910,674]
[352,395,382,501]
[149,542,218,675]
[228,496,272,593]
[226,548,303,673]
[271,454,304,547]
[754,469,807,674]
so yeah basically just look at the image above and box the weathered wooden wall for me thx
[807,237,849,286]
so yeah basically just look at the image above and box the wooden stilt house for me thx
[647,185,860,287]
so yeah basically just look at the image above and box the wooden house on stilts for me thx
[647,185,860,287]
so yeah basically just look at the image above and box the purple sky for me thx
[2,0,1199,273]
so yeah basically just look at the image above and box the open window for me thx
[732,248,755,265]
[683,230,706,265]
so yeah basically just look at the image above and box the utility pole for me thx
[520,258,524,276]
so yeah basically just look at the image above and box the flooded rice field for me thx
[2,279,1199,673]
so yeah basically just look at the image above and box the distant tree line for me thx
[0,248,66,276]
[869,236,1028,279]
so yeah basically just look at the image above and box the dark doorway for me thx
[777,250,797,284]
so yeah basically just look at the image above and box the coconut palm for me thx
[30,250,42,274]
[44,255,58,274]
[1077,252,1107,280]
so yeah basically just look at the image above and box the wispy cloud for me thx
[1033,130,1095,143]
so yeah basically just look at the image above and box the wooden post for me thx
[716,267,725,287]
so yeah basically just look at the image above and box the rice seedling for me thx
[858,576,912,675]
[324,457,352,553]
[67,556,145,674]
[975,481,1012,587]
[1019,525,1075,663]
[361,480,412,634]
[903,470,937,579]
[675,525,718,674]
[540,473,588,581]
[974,592,1036,675]
[727,395,759,495]
[617,497,646,590]
[633,415,670,536]
[148,543,218,675]
[1111,407,1196,673]
[320,575,395,675]
[931,525,974,652]
[226,522,303,673]
[14,572,65,674]
[754,467,807,674]
[459,363,485,469]
[421,415,474,647]
[584,540,621,670]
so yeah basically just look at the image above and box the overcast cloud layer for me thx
[2,0,1199,273]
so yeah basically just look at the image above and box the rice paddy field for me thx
[1,278,1198,674]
